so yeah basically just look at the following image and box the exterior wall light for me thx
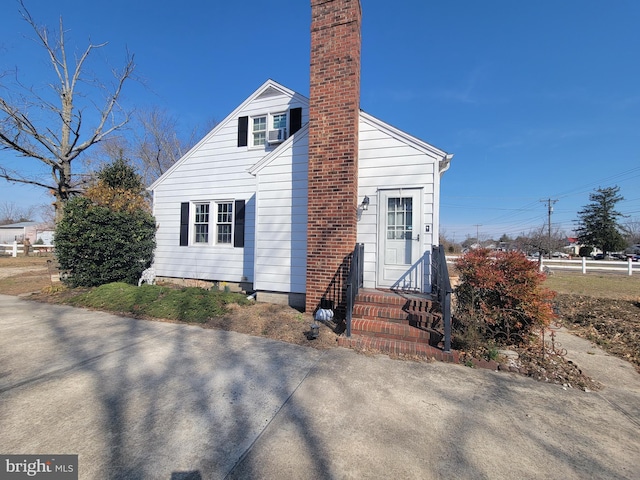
[361,196,370,211]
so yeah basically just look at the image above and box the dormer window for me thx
[251,112,287,147]
[237,107,302,148]
[252,116,267,146]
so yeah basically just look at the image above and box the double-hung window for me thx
[197,201,233,245]
[250,112,287,147]
[238,108,302,148]
[252,116,267,146]
[181,200,244,247]
[194,203,210,244]
[216,202,233,244]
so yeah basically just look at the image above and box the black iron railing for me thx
[431,245,452,352]
[345,243,365,337]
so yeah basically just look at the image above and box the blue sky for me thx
[1,0,639,240]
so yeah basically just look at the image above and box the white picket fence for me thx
[537,257,637,276]
[446,255,638,276]
[1,241,55,257]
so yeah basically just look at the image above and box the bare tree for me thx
[83,108,213,186]
[133,108,192,185]
[622,217,640,246]
[0,1,135,221]
[515,225,567,258]
[0,201,38,224]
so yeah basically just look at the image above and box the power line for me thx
[473,224,482,242]
[540,198,558,259]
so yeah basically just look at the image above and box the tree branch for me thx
[0,166,56,190]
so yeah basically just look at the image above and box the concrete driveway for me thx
[1,294,639,479]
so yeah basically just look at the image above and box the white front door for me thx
[377,189,423,290]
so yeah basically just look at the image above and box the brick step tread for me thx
[355,293,436,310]
[352,304,409,321]
[338,335,459,363]
[355,292,408,307]
[353,303,441,315]
[353,306,444,326]
[356,290,434,305]
[351,319,444,346]
[351,318,434,341]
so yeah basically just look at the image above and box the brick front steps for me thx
[338,334,459,363]
[337,289,459,362]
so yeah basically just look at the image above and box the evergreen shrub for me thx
[55,159,156,287]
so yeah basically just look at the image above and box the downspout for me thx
[434,153,454,247]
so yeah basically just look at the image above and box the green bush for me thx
[55,197,156,287]
[454,248,556,347]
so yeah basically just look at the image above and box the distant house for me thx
[149,0,452,312]
[0,222,53,244]
[565,237,580,256]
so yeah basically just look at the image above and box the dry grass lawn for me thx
[544,270,640,300]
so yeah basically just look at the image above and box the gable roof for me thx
[359,111,448,158]
[360,111,453,174]
[149,79,453,188]
[249,110,452,175]
[149,79,309,190]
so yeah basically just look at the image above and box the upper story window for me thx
[238,107,302,149]
[252,116,267,146]
[272,113,287,131]
[251,112,287,147]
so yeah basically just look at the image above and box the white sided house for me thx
[150,79,451,308]
[150,0,452,314]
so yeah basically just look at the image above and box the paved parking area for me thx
[1,294,639,479]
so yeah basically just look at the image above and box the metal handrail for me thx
[345,243,364,337]
[432,245,452,352]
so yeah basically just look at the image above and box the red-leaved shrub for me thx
[454,249,556,345]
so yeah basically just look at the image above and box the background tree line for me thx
[441,186,638,257]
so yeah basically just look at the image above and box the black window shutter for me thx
[179,202,189,246]
[290,107,302,135]
[234,200,245,248]
[237,116,248,147]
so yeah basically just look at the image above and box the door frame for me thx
[376,188,424,290]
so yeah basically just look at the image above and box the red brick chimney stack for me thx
[306,0,362,313]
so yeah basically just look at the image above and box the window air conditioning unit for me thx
[268,128,286,144]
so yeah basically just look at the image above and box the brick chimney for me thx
[306,0,362,313]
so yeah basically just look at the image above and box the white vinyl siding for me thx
[150,79,447,296]
[253,128,308,294]
[151,80,308,284]
[357,114,445,292]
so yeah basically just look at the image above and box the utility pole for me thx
[473,224,482,247]
[540,198,558,259]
